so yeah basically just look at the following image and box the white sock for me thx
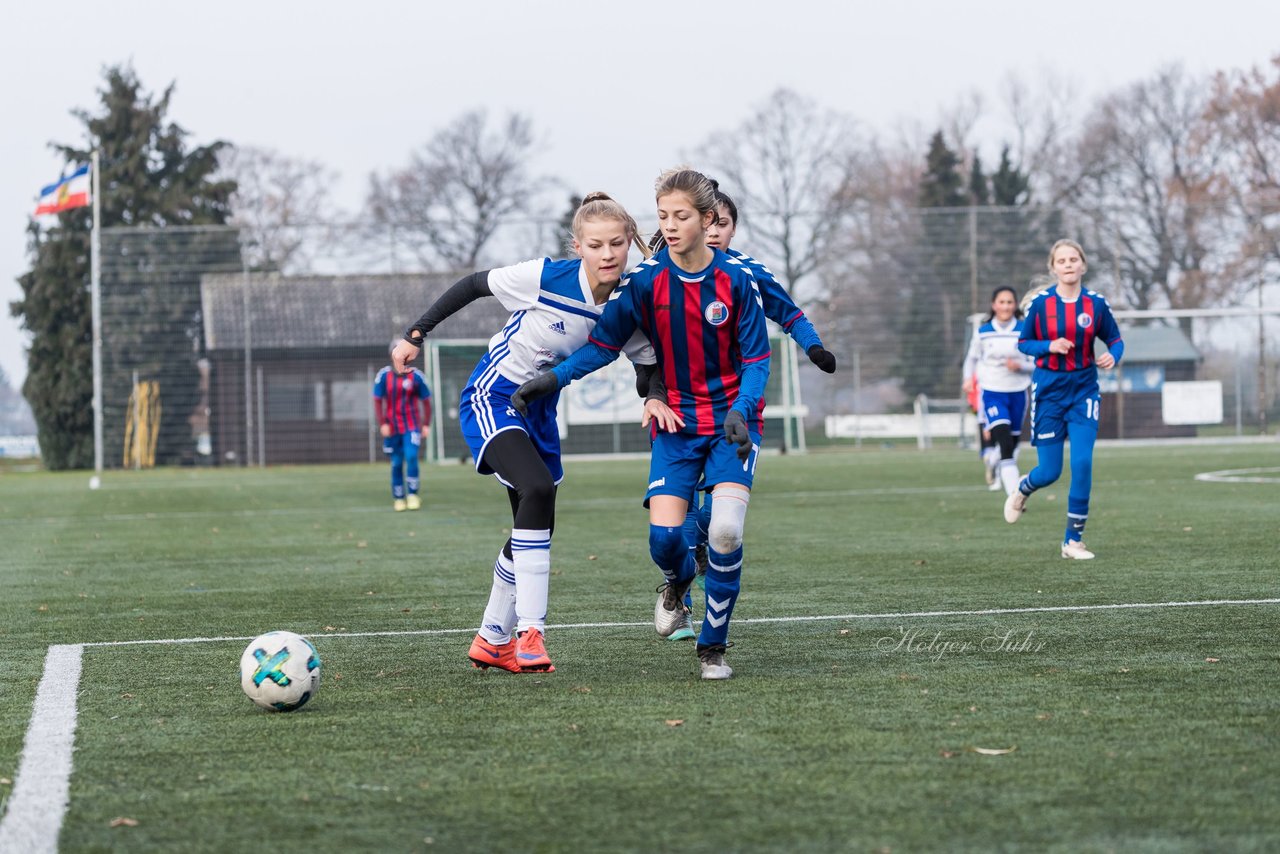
[511,528,551,635]
[478,551,516,644]
[999,459,1021,496]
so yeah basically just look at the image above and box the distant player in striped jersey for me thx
[391,193,654,673]
[1004,239,1125,560]
[514,168,771,680]
[373,352,433,511]
[962,287,1035,497]
[640,182,837,640]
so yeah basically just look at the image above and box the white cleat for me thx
[697,646,733,680]
[1061,540,1096,560]
[1003,490,1027,524]
[654,579,694,638]
[988,478,1003,492]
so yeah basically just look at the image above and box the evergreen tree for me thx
[991,145,1030,206]
[11,65,236,469]
[968,151,990,206]
[899,131,969,400]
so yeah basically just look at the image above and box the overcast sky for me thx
[2,0,1278,388]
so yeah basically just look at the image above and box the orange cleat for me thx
[515,627,555,672]
[467,634,520,673]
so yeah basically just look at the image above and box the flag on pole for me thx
[35,164,92,215]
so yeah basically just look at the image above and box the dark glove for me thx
[723,410,752,461]
[511,371,560,416]
[807,345,837,373]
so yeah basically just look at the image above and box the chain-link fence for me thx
[94,214,1279,469]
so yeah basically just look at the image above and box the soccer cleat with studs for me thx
[467,634,520,673]
[667,610,696,641]
[1061,540,1096,560]
[697,643,733,680]
[515,627,555,672]
[654,577,695,638]
[1003,488,1027,523]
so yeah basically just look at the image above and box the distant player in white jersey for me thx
[962,286,1035,496]
[390,193,654,674]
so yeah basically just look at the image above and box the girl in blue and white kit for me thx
[962,287,1035,497]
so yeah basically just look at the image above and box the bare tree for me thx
[1205,55,1280,284]
[220,145,340,273]
[365,110,553,271]
[694,88,863,304]
[1069,65,1236,310]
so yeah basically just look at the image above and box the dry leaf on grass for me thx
[665,719,684,727]
[968,745,1017,755]
[1205,658,1220,663]
[109,817,139,827]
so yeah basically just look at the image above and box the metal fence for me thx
[92,215,1280,469]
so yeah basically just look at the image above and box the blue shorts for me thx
[644,430,761,506]
[1030,369,1100,447]
[981,388,1029,436]
[459,357,563,486]
[382,431,421,458]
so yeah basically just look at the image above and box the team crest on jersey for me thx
[401,376,415,391]
[704,301,729,326]
[1078,313,1092,328]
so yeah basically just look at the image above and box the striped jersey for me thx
[373,367,432,434]
[963,317,1034,392]
[553,247,771,436]
[724,248,823,351]
[1020,286,1123,372]
[483,257,654,384]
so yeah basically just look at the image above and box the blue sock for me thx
[649,524,695,586]
[698,545,742,649]
[1065,426,1096,542]
[1024,440,1063,493]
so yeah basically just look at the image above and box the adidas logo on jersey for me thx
[549,320,566,335]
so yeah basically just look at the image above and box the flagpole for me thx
[90,149,103,476]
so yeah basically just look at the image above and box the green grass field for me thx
[2,441,1278,853]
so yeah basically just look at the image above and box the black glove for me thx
[807,345,837,373]
[723,410,752,461]
[511,371,560,416]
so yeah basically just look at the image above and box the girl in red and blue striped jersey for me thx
[1004,239,1125,560]
[391,193,654,674]
[643,183,837,640]
[372,355,432,511]
[514,168,771,680]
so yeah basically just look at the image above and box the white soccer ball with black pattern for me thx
[239,631,321,712]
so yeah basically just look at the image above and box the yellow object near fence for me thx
[123,380,161,468]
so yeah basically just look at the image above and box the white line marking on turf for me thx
[0,644,83,854]
[1194,466,1280,484]
[78,596,1280,646]
[7,597,1279,852]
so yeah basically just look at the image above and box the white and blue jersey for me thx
[460,257,654,484]
[963,317,1034,434]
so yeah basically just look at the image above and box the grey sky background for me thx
[3,0,1278,388]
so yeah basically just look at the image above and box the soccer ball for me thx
[239,631,321,712]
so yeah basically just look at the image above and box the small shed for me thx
[201,272,509,465]
[1098,324,1201,439]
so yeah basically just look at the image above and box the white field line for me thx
[1194,466,1280,484]
[0,644,83,854]
[5,596,1280,852]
